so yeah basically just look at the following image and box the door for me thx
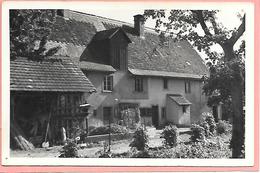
[103,107,112,125]
[151,105,159,128]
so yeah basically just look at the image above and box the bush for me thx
[190,124,205,142]
[161,125,179,147]
[203,113,216,135]
[59,140,79,158]
[172,138,231,158]
[89,124,128,136]
[129,127,149,151]
[216,120,232,135]
[198,112,216,137]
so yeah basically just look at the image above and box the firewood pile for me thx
[10,121,35,151]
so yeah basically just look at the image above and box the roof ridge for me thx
[69,10,158,34]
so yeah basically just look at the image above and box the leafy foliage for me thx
[129,127,149,151]
[88,124,129,136]
[144,9,245,158]
[10,10,60,60]
[161,125,179,147]
[200,112,216,136]
[190,124,205,142]
[216,120,232,135]
[59,140,79,158]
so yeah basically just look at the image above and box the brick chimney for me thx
[134,14,145,38]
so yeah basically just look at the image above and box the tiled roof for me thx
[168,95,192,106]
[10,56,95,92]
[92,27,131,42]
[49,16,96,46]
[50,10,208,77]
[128,68,203,79]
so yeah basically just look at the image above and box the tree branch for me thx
[229,15,245,45]
[191,10,212,36]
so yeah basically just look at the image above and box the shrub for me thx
[95,142,112,158]
[172,138,231,158]
[161,125,179,147]
[89,124,128,136]
[131,149,151,158]
[190,124,205,142]
[203,113,216,135]
[216,120,232,135]
[198,112,216,137]
[129,127,149,151]
[59,140,79,158]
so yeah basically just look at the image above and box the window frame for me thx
[161,107,166,119]
[163,78,168,89]
[134,76,143,92]
[185,81,191,93]
[103,75,113,92]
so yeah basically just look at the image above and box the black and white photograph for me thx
[1,1,255,166]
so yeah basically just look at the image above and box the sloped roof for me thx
[80,61,116,72]
[10,56,95,92]
[92,27,131,43]
[49,10,208,77]
[168,95,192,105]
[49,16,96,45]
[128,68,203,79]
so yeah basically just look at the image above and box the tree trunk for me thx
[230,83,244,158]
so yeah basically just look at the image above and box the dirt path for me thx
[10,128,190,158]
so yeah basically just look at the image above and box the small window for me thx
[93,109,97,117]
[183,106,187,113]
[140,107,152,117]
[161,107,166,119]
[163,78,168,89]
[185,81,191,93]
[103,75,113,91]
[135,77,143,92]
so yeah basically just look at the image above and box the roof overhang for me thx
[168,94,192,106]
[128,68,205,80]
[80,61,116,73]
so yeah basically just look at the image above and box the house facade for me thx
[48,10,210,128]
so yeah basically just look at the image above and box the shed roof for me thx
[168,95,192,105]
[10,56,95,92]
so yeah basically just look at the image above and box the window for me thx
[103,75,113,91]
[185,81,191,93]
[182,106,187,113]
[103,107,112,124]
[163,78,168,89]
[135,77,143,92]
[140,108,152,117]
[161,107,166,119]
[93,109,97,117]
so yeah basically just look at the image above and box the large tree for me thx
[10,10,60,60]
[144,10,245,158]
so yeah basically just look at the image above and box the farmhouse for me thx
[10,56,95,148]
[45,10,211,128]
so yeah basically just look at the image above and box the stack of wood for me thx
[10,121,34,150]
